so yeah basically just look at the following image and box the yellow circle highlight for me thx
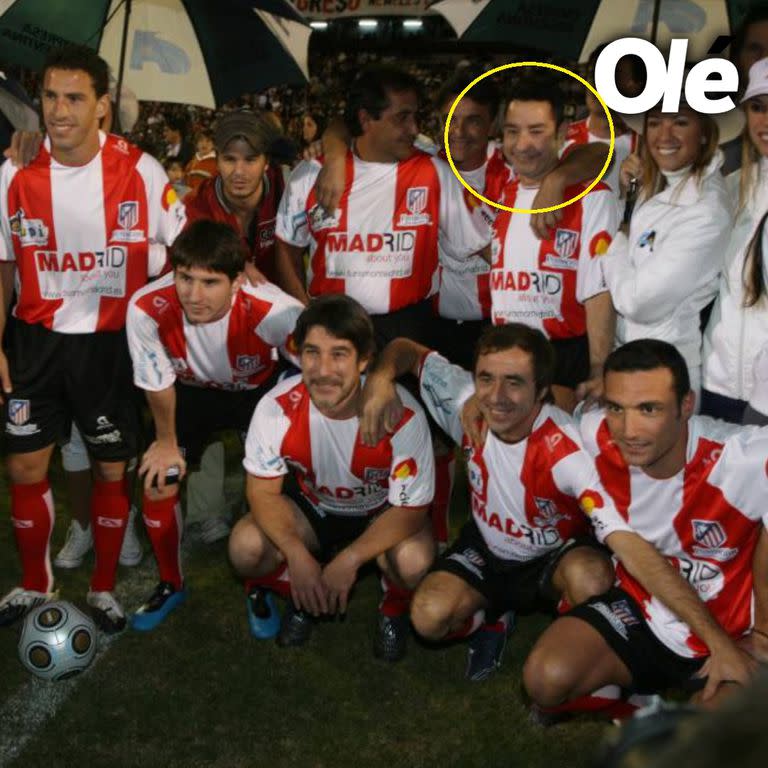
[443,62,615,214]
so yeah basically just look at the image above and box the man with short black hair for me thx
[0,44,185,632]
[523,339,763,715]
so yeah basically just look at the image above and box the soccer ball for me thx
[18,601,97,681]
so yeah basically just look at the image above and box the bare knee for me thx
[385,536,436,590]
[410,586,456,641]
[556,549,614,606]
[228,517,278,577]
[7,450,52,485]
[523,640,578,708]
[93,460,126,483]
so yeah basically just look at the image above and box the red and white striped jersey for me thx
[436,145,513,321]
[275,149,490,315]
[419,351,613,561]
[0,132,186,333]
[563,118,638,198]
[244,376,434,516]
[490,180,618,339]
[580,409,768,658]
[127,273,302,392]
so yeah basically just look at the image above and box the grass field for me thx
[0,450,612,768]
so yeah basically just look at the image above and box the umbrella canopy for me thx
[0,0,311,108]
[431,0,733,62]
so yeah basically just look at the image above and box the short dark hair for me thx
[165,114,188,134]
[436,70,501,121]
[604,339,691,406]
[505,75,566,126]
[473,323,555,401]
[293,295,375,361]
[170,220,245,281]
[731,4,768,65]
[344,65,422,137]
[42,45,109,98]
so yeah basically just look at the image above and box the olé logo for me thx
[595,38,738,114]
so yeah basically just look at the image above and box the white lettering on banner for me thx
[289,0,431,19]
[35,247,128,300]
[595,38,738,114]
[326,230,416,278]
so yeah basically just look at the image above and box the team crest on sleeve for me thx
[398,187,431,226]
[9,209,48,247]
[544,229,579,270]
[308,204,339,231]
[691,520,738,562]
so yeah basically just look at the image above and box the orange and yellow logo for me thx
[392,458,417,480]
[578,489,604,516]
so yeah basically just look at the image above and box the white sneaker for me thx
[86,590,126,634]
[54,520,93,569]
[0,586,58,627]
[118,506,143,567]
[199,515,231,545]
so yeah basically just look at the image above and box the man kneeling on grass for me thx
[228,294,435,661]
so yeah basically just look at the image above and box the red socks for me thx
[246,563,291,598]
[379,576,413,618]
[141,492,183,590]
[10,481,55,593]
[90,478,130,592]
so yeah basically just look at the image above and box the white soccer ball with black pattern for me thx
[18,601,97,681]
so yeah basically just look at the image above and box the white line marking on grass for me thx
[0,563,157,767]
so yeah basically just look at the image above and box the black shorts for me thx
[170,381,274,467]
[567,587,706,694]
[431,316,489,371]
[371,299,437,351]
[3,319,138,461]
[283,473,373,560]
[551,334,590,389]
[432,519,606,617]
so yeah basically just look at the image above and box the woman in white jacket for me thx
[702,58,768,422]
[599,103,742,401]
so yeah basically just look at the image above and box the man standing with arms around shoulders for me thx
[228,295,436,661]
[0,45,185,632]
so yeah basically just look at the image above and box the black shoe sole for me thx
[90,608,127,635]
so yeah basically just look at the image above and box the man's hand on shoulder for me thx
[3,131,43,168]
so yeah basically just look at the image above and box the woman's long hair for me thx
[739,120,768,307]
[639,112,719,201]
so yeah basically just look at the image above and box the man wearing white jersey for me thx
[126,220,303,631]
[524,340,761,715]
[361,324,617,681]
[0,46,185,632]
[229,295,435,662]
[274,65,490,347]
[491,75,619,413]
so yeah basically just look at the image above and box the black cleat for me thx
[373,613,409,662]
[276,603,313,647]
[465,612,515,682]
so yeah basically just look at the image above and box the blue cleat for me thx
[465,611,515,682]
[246,588,280,639]
[131,581,187,631]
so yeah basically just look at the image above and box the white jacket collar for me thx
[655,149,723,207]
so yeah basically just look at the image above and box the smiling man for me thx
[360,325,618,681]
[228,294,435,661]
[0,45,184,633]
[125,220,302,630]
[523,339,764,716]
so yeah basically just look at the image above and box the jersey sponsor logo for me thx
[676,556,724,599]
[11,519,34,528]
[398,187,431,226]
[545,433,563,452]
[234,355,266,376]
[691,520,739,562]
[308,204,339,231]
[490,269,562,295]
[8,399,30,426]
[392,458,417,480]
[112,201,145,243]
[115,138,130,155]
[259,224,276,247]
[96,516,124,528]
[326,231,416,279]
[533,497,569,528]
[9,208,49,247]
[35,247,128,299]
[467,457,484,495]
[170,357,194,380]
[473,500,562,549]
[162,184,179,212]
[152,296,170,312]
[578,489,604,516]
